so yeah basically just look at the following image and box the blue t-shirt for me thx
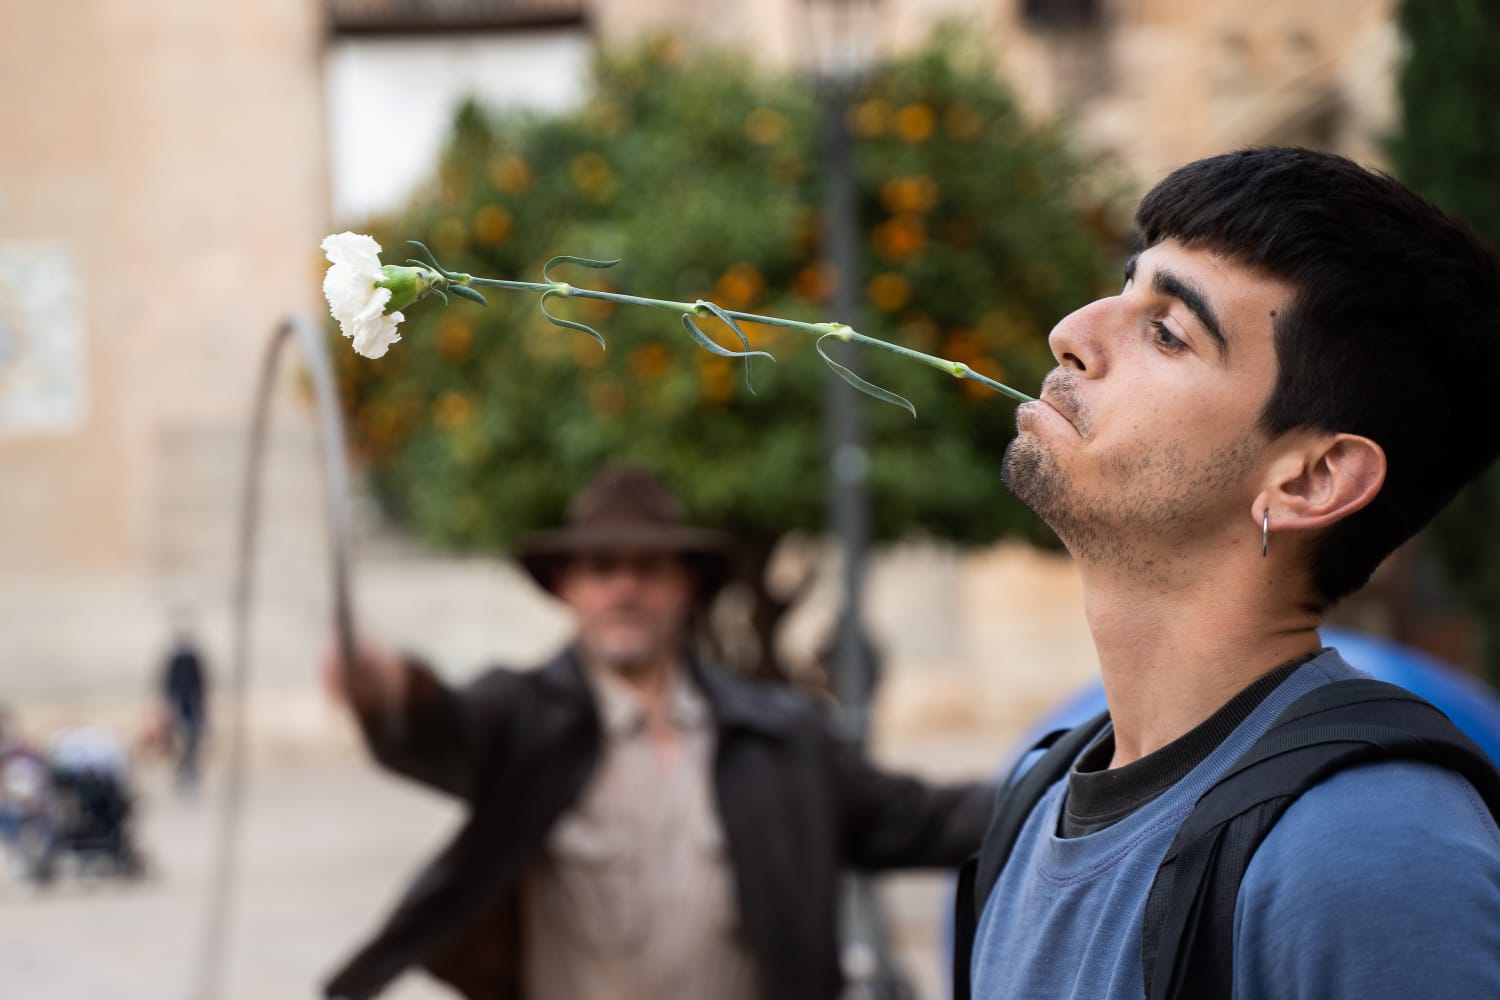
[971,650,1500,999]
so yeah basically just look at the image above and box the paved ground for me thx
[0,755,461,1000]
[0,744,980,1000]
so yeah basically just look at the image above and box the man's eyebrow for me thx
[1152,266,1228,360]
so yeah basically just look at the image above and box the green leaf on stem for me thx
[450,284,488,305]
[680,313,774,361]
[817,333,916,418]
[540,288,607,351]
[699,301,775,394]
[543,255,623,283]
[406,241,454,277]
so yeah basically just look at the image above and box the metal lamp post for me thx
[799,3,914,997]
[802,0,878,742]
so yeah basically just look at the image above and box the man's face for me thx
[553,549,695,674]
[1003,239,1294,575]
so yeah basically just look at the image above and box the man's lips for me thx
[1031,369,1084,434]
[1042,395,1080,430]
[1018,396,1079,434]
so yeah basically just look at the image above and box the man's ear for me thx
[1254,432,1386,534]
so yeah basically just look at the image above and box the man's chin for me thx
[602,653,657,675]
[1001,434,1044,503]
[1003,435,1074,533]
[587,637,663,674]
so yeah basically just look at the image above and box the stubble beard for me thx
[1003,429,1261,582]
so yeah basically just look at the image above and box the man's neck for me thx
[619,657,676,698]
[1080,557,1322,768]
[581,649,684,745]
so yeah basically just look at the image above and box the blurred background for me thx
[2,0,1497,997]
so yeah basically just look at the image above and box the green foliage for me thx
[336,33,1123,561]
[1390,0,1500,680]
[1390,1,1500,243]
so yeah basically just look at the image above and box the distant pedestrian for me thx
[160,621,208,792]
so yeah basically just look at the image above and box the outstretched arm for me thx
[324,640,511,801]
[830,726,995,870]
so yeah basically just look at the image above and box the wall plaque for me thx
[0,241,87,434]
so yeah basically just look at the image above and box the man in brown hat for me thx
[323,462,993,1000]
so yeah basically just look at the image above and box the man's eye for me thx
[1150,319,1186,352]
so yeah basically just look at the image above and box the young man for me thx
[322,463,992,1000]
[968,147,1500,998]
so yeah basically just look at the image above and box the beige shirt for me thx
[520,665,761,1000]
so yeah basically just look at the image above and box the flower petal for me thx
[340,289,402,358]
[320,232,384,278]
[324,264,377,325]
[350,309,403,359]
[322,232,390,329]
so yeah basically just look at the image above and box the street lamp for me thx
[799,5,914,998]
[799,0,881,741]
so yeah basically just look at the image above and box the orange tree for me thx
[335,34,1124,678]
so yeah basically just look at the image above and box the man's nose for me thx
[1047,297,1113,377]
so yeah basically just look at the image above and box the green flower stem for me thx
[465,275,1036,404]
[837,326,1036,404]
[466,276,553,294]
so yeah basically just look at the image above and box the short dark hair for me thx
[1136,147,1500,604]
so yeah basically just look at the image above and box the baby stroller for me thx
[28,727,146,883]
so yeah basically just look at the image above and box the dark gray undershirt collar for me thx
[1060,652,1322,839]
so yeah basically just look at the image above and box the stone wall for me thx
[0,0,332,731]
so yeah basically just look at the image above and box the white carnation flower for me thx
[321,231,404,359]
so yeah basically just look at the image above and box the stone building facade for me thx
[0,1,332,718]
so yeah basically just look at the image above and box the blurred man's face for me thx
[1003,239,1293,574]
[554,549,695,674]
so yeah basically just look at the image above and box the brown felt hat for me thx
[514,463,733,599]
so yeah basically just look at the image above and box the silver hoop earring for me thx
[1262,509,1270,558]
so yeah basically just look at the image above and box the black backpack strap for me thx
[1143,679,1500,1000]
[952,710,1111,999]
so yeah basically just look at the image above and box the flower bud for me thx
[376,264,435,314]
